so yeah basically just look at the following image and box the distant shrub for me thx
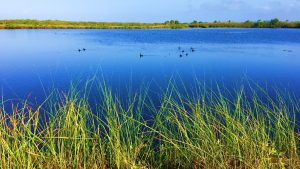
[270,18,280,28]
[191,20,198,24]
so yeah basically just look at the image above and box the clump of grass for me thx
[0,80,299,168]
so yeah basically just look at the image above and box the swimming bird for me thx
[190,47,195,52]
[179,54,183,58]
[78,49,81,52]
[283,49,293,52]
[140,53,144,58]
[186,53,189,56]
[182,50,185,53]
[82,48,86,51]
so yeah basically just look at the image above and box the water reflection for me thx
[0,28,299,102]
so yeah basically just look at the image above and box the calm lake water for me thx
[1,28,300,102]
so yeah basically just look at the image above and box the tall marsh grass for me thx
[0,80,299,168]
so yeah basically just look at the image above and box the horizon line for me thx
[1,18,300,23]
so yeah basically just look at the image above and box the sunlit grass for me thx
[0,80,299,168]
[0,19,299,29]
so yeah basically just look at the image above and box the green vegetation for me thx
[0,18,299,29]
[0,80,299,168]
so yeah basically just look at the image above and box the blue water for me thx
[0,28,300,102]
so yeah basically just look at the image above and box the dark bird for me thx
[191,47,195,52]
[283,49,293,52]
[182,50,185,53]
[186,53,189,56]
[78,49,81,52]
[139,53,144,58]
[82,48,86,51]
[179,54,183,58]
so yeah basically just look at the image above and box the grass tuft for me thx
[0,81,299,168]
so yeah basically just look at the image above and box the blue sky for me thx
[0,0,300,22]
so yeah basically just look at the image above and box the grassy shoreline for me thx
[0,81,299,168]
[1,19,300,29]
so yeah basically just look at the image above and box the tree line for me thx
[0,18,299,29]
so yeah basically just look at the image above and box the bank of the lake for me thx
[1,19,300,29]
